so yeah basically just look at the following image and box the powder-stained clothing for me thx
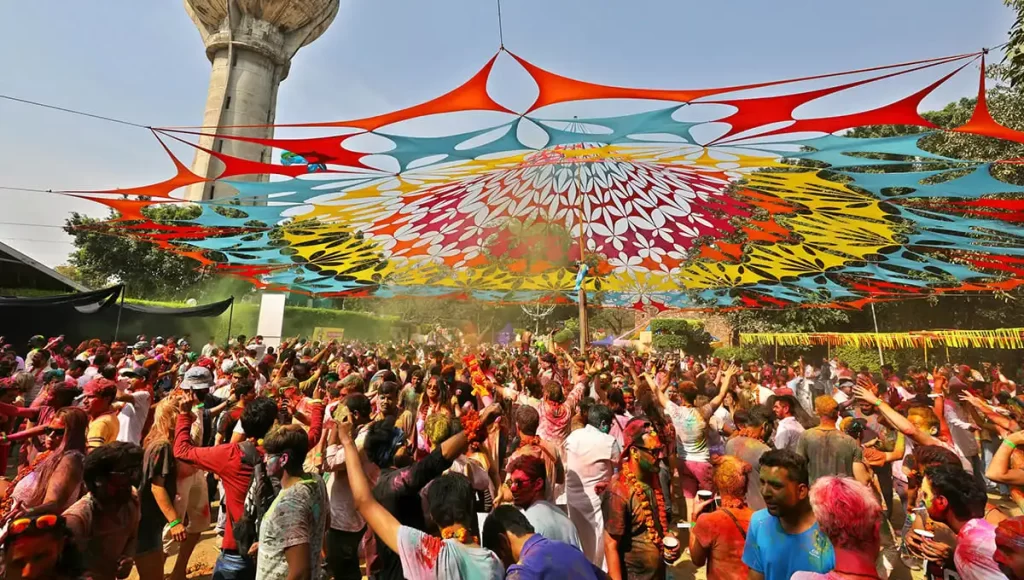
[724,436,769,511]
[256,474,330,580]
[692,507,753,580]
[663,401,711,462]
[773,416,804,453]
[373,448,453,580]
[506,534,605,580]
[522,500,582,549]
[795,427,864,483]
[63,491,141,580]
[742,509,835,580]
[396,525,504,580]
[601,478,664,580]
[953,518,1010,580]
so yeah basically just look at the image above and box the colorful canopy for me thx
[62,50,1024,310]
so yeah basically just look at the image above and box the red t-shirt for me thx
[692,507,753,580]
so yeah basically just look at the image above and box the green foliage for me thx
[553,328,575,344]
[1005,1,1024,87]
[713,345,763,364]
[832,346,884,373]
[724,308,851,334]
[63,204,242,301]
[651,319,712,354]
[120,299,398,342]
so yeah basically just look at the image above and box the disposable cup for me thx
[662,535,680,562]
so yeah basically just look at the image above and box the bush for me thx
[121,299,399,343]
[832,346,883,373]
[713,345,763,365]
[651,318,711,354]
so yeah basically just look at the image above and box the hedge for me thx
[713,345,764,364]
[118,299,400,343]
[650,318,712,354]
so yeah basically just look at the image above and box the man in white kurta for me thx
[564,405,621,570]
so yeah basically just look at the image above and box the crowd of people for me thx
[1,331,1024,579]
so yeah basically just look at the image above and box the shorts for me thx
[678,459,715,499]
[164,470,211,554]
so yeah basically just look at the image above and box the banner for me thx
[740,328,1024,350]
[311,327,345,344]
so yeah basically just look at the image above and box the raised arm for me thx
[340,416,402,554]
[853,386,942,447]
[986,431,1024,486]
[706,364,739,416]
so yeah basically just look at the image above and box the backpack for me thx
[232,441,280,557]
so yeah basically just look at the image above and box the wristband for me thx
[873,400,882,407]
[168,518,182,528]
[1004,439,1017,450]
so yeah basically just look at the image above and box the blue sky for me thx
[0,0,1014,267]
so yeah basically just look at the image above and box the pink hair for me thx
[808,476,882,550]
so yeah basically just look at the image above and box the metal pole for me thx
[870,302,885,367]
[225,298,235,345]
[573,142,589,352]
[113,285,125,343]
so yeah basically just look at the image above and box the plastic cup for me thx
[662,534,680,562]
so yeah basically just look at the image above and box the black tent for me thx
[0,286,233,347]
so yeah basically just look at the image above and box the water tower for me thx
[183,0,339,201]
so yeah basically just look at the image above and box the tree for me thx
[1004,1,1024,87]
[64,204,212,300]
[53,264,108,290]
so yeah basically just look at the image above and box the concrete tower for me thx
[184,0,339,201]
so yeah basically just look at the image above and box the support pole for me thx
[226,298,235,346]
[923,341,928,366]
[113,285,125,343]
[573,143,589,352]
[870,302,885,367]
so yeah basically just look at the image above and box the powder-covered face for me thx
[508,468,543,508]
[6,533,62,579]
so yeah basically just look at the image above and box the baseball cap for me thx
[83,378,117,397]
[181,366,213,391]
[118,367,149,379]
[133,341,149,351]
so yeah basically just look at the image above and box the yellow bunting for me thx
[739,328,1024,350]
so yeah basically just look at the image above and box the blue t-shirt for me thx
[741,509,835,580]
[507,535,606,580]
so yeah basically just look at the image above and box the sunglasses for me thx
[43,427,65,437]
[9,514,59,536]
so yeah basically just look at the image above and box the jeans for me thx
[212,551,255,580]
[328,527,366,580]
[982,439,1010,494]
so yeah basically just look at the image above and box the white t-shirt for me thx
[116,390,152,445]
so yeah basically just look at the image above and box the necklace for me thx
[623,464,668,548]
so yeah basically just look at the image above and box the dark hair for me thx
[606,387,625,409]
[377,358,391,371]
[83,442,143,493]
[68,360,88,373]
[378,381,401,398]
[263,424,310,475]
[524,377,543,400]
[233,379,255,398]
[344,393,372,418]
[482,505,535,552]
[506,453,546,485]
[588,404,613,429]
[99,365,117,381]
[759,449,809,486]
[292,363,310,376]
[746,405,774,428]
[363,416,400,468]
[239,397,278,439]
[925,464,986,520]
[913,445,961,471]
[426,473,477,532]
[92,353,110,367]
[680,384,699,406]
[543,380,564,404]
[515,405,540,436]
[733,409,750,429]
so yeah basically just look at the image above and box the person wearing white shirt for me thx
[772,392,805,452]
[115,367,152,445]
[564,404,621,569]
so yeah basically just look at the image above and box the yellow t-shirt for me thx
[87,414,119,449]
